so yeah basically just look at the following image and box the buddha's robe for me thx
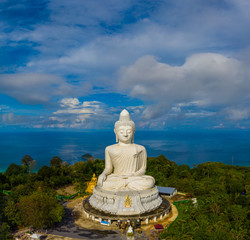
[100,143,155,191]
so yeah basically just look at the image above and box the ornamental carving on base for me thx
[124,194,132,208]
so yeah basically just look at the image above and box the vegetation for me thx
[50,156,63,168]
[18,190,64,228]
[0,192,12,239]
[21,155,34,167]
[21,155,37,172]
[81,153,94,161]
[0,156,105,237]
[148,156,249,240]
[0,154,248,239]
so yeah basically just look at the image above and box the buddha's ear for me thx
[114,129,118,142]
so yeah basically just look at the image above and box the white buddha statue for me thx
[97,109,155,191]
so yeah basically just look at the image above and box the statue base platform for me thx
[88,186,162,216]
[83,195,171,224]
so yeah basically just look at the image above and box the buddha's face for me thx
[115,125,134,143]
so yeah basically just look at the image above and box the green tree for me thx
[50,156,63,168]
[37,165,55,180]
[81,153,94,161]
[146,155,177,185]
[0,192,12,239]
[0,222,12,240]
[92,159,105,176]
[21,155,34,167]
[4,163,29,188]
[4,199,23,226]
[5,163,27,176]
[18,191,64,228]
[176,164,191,179]
[0,172,7,190]
[11,184,33,202]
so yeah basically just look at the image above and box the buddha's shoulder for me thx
[133,144,146,151]
[105,144,145,151]
[105,144,118,151]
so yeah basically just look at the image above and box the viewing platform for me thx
[82,195,171,225]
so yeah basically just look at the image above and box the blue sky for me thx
[0,0,250,130]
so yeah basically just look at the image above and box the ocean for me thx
[0,130,249,172]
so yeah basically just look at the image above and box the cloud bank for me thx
[119,53,250,121]
[1,0,250,129]
[0,73,92,104]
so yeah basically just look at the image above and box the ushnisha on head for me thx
[114,109,135,143]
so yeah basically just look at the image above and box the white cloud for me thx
[185,111,215,118]
[0,105,10,112]
[16,0,250,80]
[47,98,112,128]
[54,98,102,115]
[1,0,250,129]
[213,123,225,129]
[0,112,41,127]
[226,107,249,121]
[1,113,14,123]
[126,105,144,114]
[59,98,81,109]
[0,73,92,104]
[0,98,131,129]
[118,53,250,119]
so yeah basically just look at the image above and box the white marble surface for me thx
[89,186,162,215]
[90,109,162,215]
[97,109,155,191]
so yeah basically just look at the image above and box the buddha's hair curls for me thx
[114,120,136,132]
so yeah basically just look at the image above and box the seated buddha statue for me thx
[97,109,155,191]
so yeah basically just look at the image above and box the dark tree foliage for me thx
[37,165,55,179]
[146,155,177,185]
[92,159,105,176]
[0,172,7,190]
[156,160,250,240]
[18,191,64,229]
[1,155,249,239]
[21,155,34,166]
[50,156,63,168]
[0,192,12,239]
[37,165,71,188]
[10,184,34,202]
[0,222,12,240]
[81,153,94,161]
[4,163,29,188]
[5,163,27,176]
[4,198,22,227]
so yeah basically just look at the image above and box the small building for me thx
[30,233,43,240]
[86,173,97,194]
[157,186,177,198]
[154,224,164,233]
[101,220,110,226]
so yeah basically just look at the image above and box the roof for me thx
[154,224,164,229]
[101,220,110,224]
[30,234,42,239]
[157,186,177,194]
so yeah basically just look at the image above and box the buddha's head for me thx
[114,109,135,143]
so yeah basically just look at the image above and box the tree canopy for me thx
[50,156,63,168]
[1,155,249,239]
[21,155,34,166]
[19,191,64,229]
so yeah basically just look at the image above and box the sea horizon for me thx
[1,129,249,172]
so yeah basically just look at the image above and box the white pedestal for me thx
[89,186,162,215]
